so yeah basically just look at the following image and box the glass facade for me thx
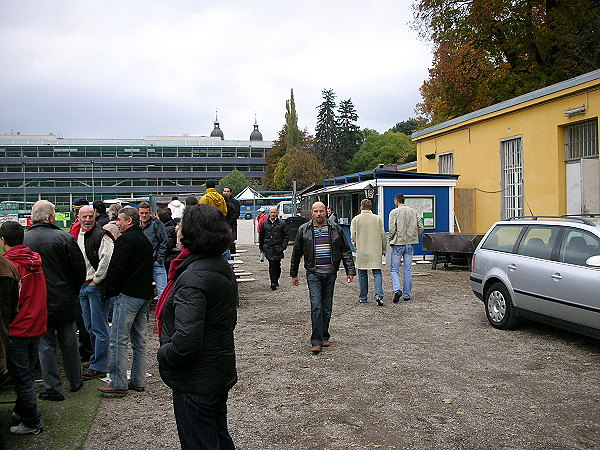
[0,136,271,209]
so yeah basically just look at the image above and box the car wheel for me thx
[484,282,518,329]
[244,213,252,220]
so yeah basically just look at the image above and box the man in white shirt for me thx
[77,206,114,380]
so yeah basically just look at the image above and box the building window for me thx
[565,120,598,161]
[500,137,524,219]
[438,152,454,174]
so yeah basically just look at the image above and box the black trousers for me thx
[267,258,282,286]
[173,390,234,450]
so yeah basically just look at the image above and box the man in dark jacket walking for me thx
[222,186,240,253]
[290,201,356,354]
[259,207,289,290]
[24,200,86,401]
[99,207,154,397]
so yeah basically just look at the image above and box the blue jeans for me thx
[172,390,235,450]
[38,320,82,395]
[390,244,414,298]
[153,263,168,299]
[306,272,337,346]
[109,294,148,390]
[80,284,110,372]
[358,269,384,302]
[8,336,43,429]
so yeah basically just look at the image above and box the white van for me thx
[276,200,299,220]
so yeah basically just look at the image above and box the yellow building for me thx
[413,69,600,234]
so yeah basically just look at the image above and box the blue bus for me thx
[238,196,293,219]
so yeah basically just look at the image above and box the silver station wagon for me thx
[470,216,600,339]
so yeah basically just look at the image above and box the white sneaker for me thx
[10,423,42,435]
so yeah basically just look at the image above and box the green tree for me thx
[264,89,303,188]
[337,98,361,173]
[348,131,416,173]
[272,147,329,190]
[285,89,301,149]
[413,0,600,123]
[315,89,339,173]
[390,117,427,135]
[218,170,251,196]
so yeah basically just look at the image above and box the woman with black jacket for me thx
[156,204,237,449]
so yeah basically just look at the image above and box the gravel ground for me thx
[84,219,600,449]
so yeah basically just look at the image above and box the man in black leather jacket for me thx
[24,200,86,400]
[290,201,355,354]
[259,207,289,290]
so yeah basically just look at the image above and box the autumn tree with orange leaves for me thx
[413,0,600,124]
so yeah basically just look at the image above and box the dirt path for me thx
[85,220,600,449]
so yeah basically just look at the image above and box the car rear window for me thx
[481,225,525,253]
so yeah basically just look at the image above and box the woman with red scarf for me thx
[156,204,238,449]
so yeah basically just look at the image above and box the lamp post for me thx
[91,160,95,201]
[22,161,26,205]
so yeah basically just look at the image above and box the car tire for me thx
[484,282,518,330]
[244,213,252,220]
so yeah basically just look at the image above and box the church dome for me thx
[210,112,224,140]
[249,116,263,141]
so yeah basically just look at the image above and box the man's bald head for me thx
[79,205,96,232]
[312,202,327,225]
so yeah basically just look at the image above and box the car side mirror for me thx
[585,255,600,267]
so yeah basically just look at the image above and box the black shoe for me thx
[38,392,65,401]
[270,284,277,290]
[376,298,384,306]
[403,296,410,301]
[70,382,84,393]
[393,291,402,303]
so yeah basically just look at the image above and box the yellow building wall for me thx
[417,82,600,234]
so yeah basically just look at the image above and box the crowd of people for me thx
[0,183,422,448]
[0,181,241,449]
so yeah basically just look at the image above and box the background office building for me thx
[0,118,271,209]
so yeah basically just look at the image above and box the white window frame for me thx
[438,151,454,174]
[500,136,524,220]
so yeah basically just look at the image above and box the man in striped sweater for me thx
[290,202,355,354]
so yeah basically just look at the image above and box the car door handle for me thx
[508,264,517,271]
[551,273,562,280]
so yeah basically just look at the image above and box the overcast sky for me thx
[0,1,432,141]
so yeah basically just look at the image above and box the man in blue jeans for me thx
[388,194,424,303]
[100,207,154,397]
[138,201,168,299]
[76,206,114,380]
[350,199,387,306]
[290,202,356,354]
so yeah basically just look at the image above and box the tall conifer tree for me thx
[337,98,361,173]
[315,89,339,173]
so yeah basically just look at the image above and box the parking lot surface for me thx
[85,219,600,449]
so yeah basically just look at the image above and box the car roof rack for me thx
[507,215,598,226]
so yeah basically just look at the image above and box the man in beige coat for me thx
[388,193,424,303]
[351,199,387,306]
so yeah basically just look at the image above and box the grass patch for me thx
[0,368,102,449]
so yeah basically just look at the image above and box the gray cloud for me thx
[0,0,431,140]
